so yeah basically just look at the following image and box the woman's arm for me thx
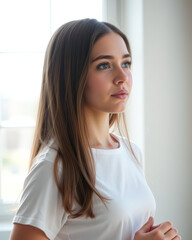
[10,223,49,240]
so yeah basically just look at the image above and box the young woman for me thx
[10,19,181,240]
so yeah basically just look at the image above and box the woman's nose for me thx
[113,67,130,85]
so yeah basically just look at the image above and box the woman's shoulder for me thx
[33,139,58,166]
[112,133,142,152]
[27,139,59,182]
[129,140,142,156]
[113,133,144,170]
[23,139,62,198]
[129,140,144,171]
[14,139,67,240]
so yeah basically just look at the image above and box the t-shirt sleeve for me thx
[13,159,68,240]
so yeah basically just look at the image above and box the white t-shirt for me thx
[13,135,156,240]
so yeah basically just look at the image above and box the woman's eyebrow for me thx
[91,53,131,63]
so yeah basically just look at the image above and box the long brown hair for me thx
[30,19,135,218]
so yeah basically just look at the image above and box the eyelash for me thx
[96,61,132,70]
[96,62,111,70]
[122,61,132,68]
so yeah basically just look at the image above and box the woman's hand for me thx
[134,217,181,240]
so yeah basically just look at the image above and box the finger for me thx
[150,224,160,231]
[165,228,178,239]
[158,221,173,234]
[140,217,154,233]
[172,235,182,240]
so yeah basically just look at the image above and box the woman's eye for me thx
[96,62,111,70]
[122,61,131,68]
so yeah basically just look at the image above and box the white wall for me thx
[104,0,192,239]
[143,0,192,238]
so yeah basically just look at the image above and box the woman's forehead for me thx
[91,32,129,58]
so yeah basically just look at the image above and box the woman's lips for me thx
[111,90,128,99]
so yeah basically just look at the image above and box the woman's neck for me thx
[84,107,119,149]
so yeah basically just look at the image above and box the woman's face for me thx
[84,32,132,114]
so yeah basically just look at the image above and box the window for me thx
[0,0,103,223]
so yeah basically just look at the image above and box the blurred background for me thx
[0,0,191,239]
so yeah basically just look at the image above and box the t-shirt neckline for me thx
[91,134,122,154]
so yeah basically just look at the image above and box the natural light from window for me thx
[0,0,103,217]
